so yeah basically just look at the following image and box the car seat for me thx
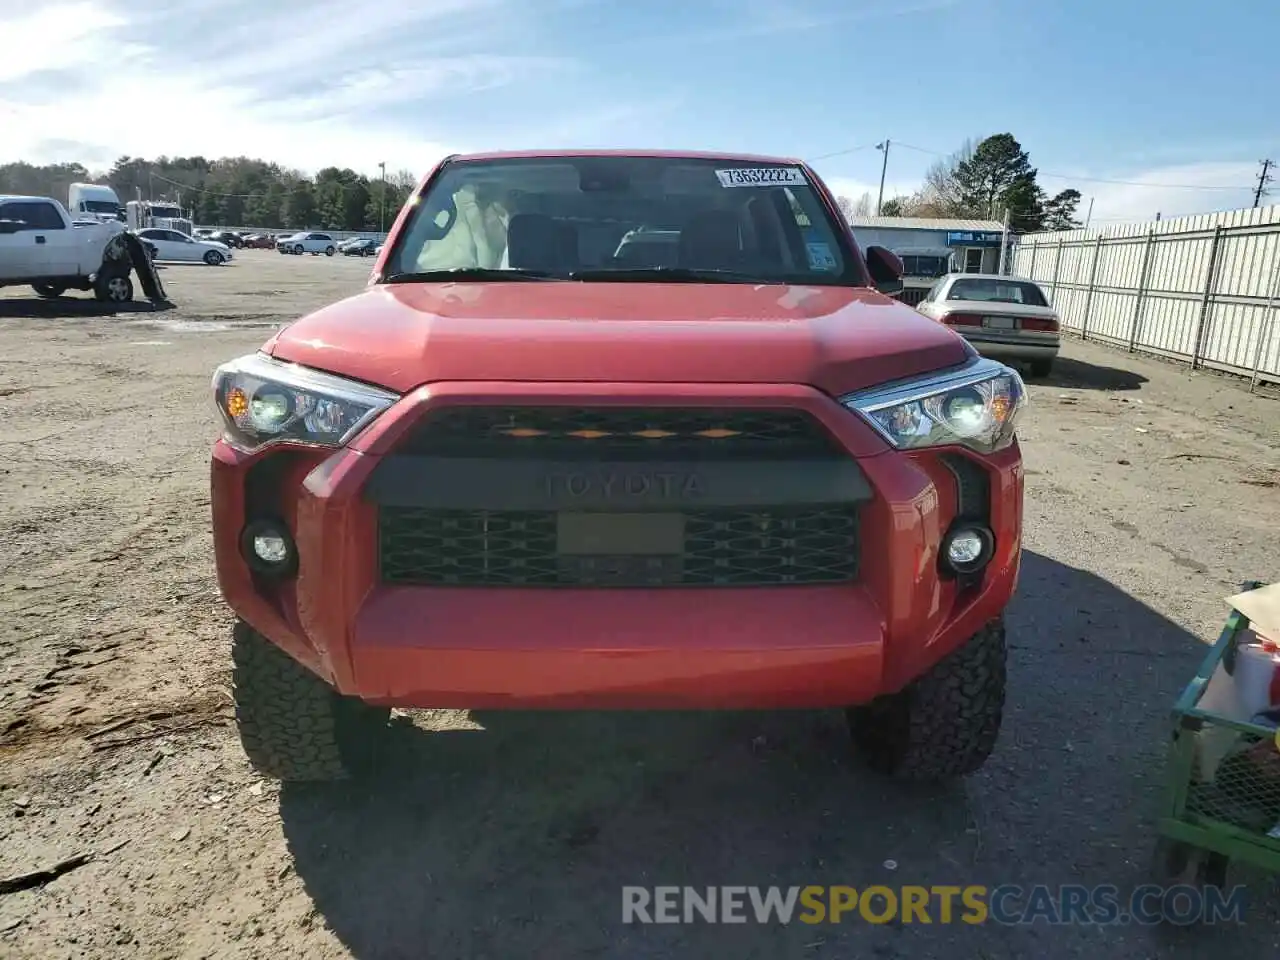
[678,210,745,271]
[505,214,579,272]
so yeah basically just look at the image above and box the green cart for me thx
[1154,580,1280,887]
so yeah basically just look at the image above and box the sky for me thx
[1,0,1276,226]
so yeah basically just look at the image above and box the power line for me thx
[806,143,878,161]
[1037,171,1248,191]
[890,141,944,158]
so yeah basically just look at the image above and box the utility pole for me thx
[875,140,890,216]
[379,160,387,233]
[1084,197,1094,231]
[1254,159,1274,208]
[998,206,1010,276]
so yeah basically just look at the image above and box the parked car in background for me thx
[915,273,1060,377]
[276,232,337,256]
[136,228,234,265]
[208,230,245,249]
[242,234,275,249]
[341,238,380,256]
[194,229,216,240]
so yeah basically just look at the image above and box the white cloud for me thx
[0,0,607,177]
[0,3,136,82]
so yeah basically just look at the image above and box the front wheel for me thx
[204,250,225,266]
[325,246,335,256]
[232,621,390,782]
[293,244,304,255]
[847,618,1006,782]
[32,283,66,298]
[93,271,134,304]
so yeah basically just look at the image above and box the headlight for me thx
[841,357,1026,453]
[212,353,399,452]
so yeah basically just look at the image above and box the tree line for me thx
[835,133,1082,233]
[0,156,420,231]
[3,135,1080,234]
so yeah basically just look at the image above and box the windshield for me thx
[383,156,863,285]
[81,200,120,214]
[899,255,949,278]
[150,205,183,219]
[948,277,1049,306]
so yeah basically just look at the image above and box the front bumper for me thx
[212,381,1023,709]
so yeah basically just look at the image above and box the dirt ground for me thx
[1,251,1278,959]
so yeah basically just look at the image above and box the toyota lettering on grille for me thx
[544,472,704,499]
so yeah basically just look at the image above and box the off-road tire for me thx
[1029,358,1054,378]
[32,283,66,298]
[231,621,390,782]
[847,618,1006,782]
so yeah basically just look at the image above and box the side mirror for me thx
[864,245,904,296]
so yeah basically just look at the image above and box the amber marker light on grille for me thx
[633,429,676,438]
[225,386,249,418]
[695,428,742,439]
[502,428,547,437]
[568,429,611,438]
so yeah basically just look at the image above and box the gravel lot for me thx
[1,251,1278,959]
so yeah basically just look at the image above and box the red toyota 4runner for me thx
[210,150,1026,784]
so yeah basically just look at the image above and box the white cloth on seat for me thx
[414,184,510,271]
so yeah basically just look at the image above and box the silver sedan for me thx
[915,273,1060,378]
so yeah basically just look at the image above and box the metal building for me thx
[848,216,1009,305]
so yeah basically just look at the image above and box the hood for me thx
[264,282,972,396]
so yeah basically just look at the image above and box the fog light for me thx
[253,533,289,564]
[240,519,297,577]
[941,524,994,576]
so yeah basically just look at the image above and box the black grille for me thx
[392,407,843,461]
[896,288,929,307]
[379,506,859,587]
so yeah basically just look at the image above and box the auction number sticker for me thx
[715,167,807,188]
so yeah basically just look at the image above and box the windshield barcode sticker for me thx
[715,167,807,188]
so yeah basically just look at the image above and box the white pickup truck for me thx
[0,195,138,302]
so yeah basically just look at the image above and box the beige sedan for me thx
[915,273,1060,377]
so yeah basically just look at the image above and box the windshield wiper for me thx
[383,267,554,283]
[567,266,769,283]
